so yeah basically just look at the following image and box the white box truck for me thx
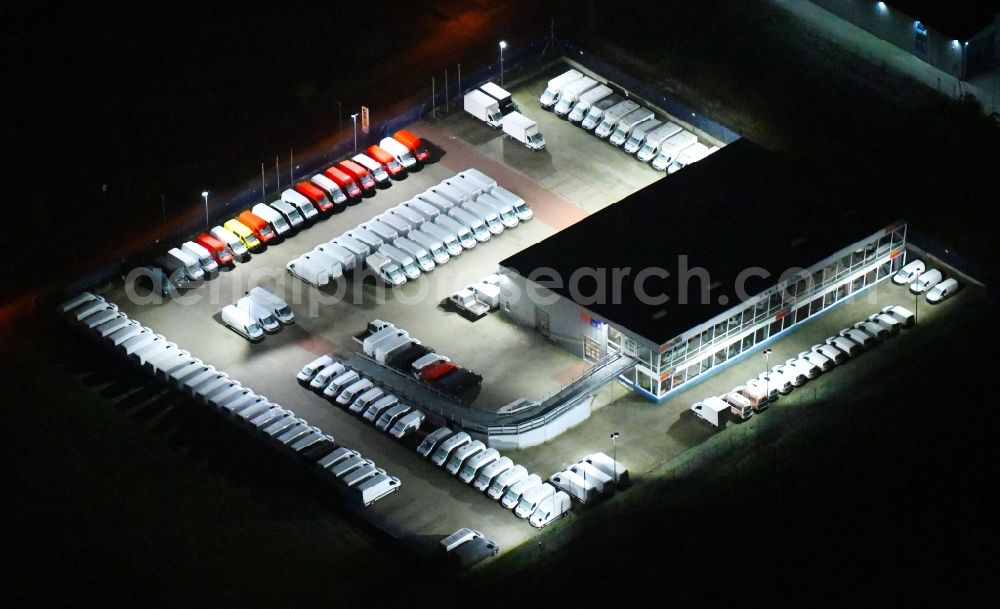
[636,121,683,162]
[594,99,639,139]
[651,130,698,171]
[464,89,503,128]
[539,69,583,109]
[568,462,612,494]
[553,76,599,116]
[667,142,711,174]
[691,396,729,428]
[420,222,464,256]
[622,119,662,154]
[378,213,413,238]
[501,112,545,150]
[479,81,518,116]
[549,470,598,504]
[286,253,336,287]
[580,94,624,131]
[568,84,613,123]
[609,107,654,147]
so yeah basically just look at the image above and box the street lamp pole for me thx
[914,291,919,325]
[201,191,209,227]
[350,113,359,152]
[610,432,620,485]
[499,40,507,87]
[763,348,773,403]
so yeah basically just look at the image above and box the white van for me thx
[379,244,421,280]
[252,203,291,235]
[462,201,504,235]
[431,431,472,467]
[161,247,204,284]
[365,395,400,423]
[417,427,454,458]
[893,259,925,285]
[514,483,556,518]
[477,192,519,228]
[308,361,346,390]
[407,229,450,264]
[323,370,360,398]
[389,410,425,439]
[926,278,958,304]
[431,216,476,250]
[839,327,875,349]
[375,403,411,430]
[281,189,319,221]
[352,154,390,183]
[389,205,425,230]
[236,296,279,333]
[365,220,398,244]
[310,174,348,205]
[394,237,435,272]
[337,379,374,406]
[867,313,901,335]
[490,186,532,222]
[268,199,304,229]
[248,286,294,324]
[826,335,860,357]
[447,441,486,475]
[210,225,249,257]
[489,465,529,500]
[380,137,417,167]
[458,448,500,484]
[854,320,888,342]
[350,387,386,414]
[881,305,915,327]
[811,342,846,365]
[448,208,490,242]
[473,456,514,491]
[181,241,219,273]
[910,269,943,294]
[221,305,264,341]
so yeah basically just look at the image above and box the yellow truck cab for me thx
[223,218,262,251]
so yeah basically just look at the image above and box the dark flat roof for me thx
[887,0,1000,40]
[501,140,902,346]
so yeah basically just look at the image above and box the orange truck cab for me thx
[338,160,376,191]
[293,181,334,213]
[323,166,362,198]
[238,210,275,243]
[393,129,429,161]
[366,145,403,175]
[195,233,234,265]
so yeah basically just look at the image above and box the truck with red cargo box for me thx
[365,145,403,176]
[393,129,429,161]
[338,160,376,191]
[237,210,275,244]
[293,181,334,213]
[195,233,234,265]
[323,166,362,198]
[420,361,460,382]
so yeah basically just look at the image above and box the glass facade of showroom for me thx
[615,222,907,400]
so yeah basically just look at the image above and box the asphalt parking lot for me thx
[88,62,965,557]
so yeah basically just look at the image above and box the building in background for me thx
[808,0,1000,79]
[499,140,907,401]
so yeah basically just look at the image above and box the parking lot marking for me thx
[415,121,589,231]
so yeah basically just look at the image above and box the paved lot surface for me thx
[89,64,967,557]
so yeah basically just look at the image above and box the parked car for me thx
[926,278,958,304]
[892,259,925,285]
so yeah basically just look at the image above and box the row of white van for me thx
[298,354,427,439]
[220,287,295,342]
[692,305,917,428]
[413,427,557,528]
[893,258,960,304]
[286,168,533,287]
[539,68,718,172]
[59,291,401,507]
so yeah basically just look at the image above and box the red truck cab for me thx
[338,160,376,191]
[323,166,362,198]
[421,362,460,383]
[195,233,234,265]
[366,145,403,176]
[293,181,334,212]
[393,129,429,161]
[237,210,275,243]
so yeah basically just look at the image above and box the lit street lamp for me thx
[610,431,620,484]
[350,112,359,152]
[201,191,209,227]
[499,40,507,87]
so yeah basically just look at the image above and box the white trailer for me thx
[501,112,545,150]
[539,69,583,109]
[464,89,503,128]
